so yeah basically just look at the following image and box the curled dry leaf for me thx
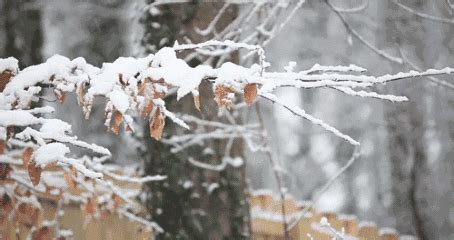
[0,163,11,181]
[0,193,13,216]
[118,73,127,86]
[6,126,14,140]
[193,94,200,111]
[214,85,235,109]
[150,108,165,140]
[28,161,42,186]
[33,226,52,240]
[0,140,5,155]
[111,111,123,135]
[244,83,257,105]
[76,83,86,106]
[142,100,154,119]
[22,147,33,169]
[112,193,123,210]
[84,198,96,216]
[0,70,13,92]
[17,202,41,226]
[54,89,66,104]
[64,168,77,190]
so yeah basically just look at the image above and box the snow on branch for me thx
[391,0,454,24]
[259,92,360,146]
[1,39,453,238]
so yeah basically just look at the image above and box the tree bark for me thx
[140,1,249,239]
[1,0,43,66]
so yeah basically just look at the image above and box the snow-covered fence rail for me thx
[250,190,407,240]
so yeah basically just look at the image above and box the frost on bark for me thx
[140,2,249,239]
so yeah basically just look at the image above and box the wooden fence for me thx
[2,188,414,239]
[250,190,413,240]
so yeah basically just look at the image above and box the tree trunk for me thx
[1,0,43,66]
[383,1,435,238]
[140,2,249,239]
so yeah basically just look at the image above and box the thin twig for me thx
[287,147,361,230]
[324,0,403,64]
[255,103,290,240]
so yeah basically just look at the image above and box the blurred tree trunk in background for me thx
[41,0,130,163]
[0,0,43,66]
[140,1,249,239]
[382,1,452,239]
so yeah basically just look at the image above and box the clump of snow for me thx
[40,119,72,135]
[379,227,398,235]
[320,217,329,226]
[0,127,5,140]
[144,47,215,100]
[358,221,377,228]
[33,142,70,167]
[0,57,19,74]
[3,55,72,95]
[109,88,130,114]
[215,62,258,89]
[86,54,153,100]
[0,110,41,126]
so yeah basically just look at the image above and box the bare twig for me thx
[255,103,290,240]
[323,0,403,64]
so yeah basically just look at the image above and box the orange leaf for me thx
[0,70,13,92]
[22,147,33,169]
[77,83,86,106]
[193,94,200,111]
[0,163,11,180]
[244,83,257,105]
[54,89,66,104]
[111,111,123,135]
[118,73,127,85]
[28,161,42,186]
[0,193,13,216]
[6,126,14,140]
[32,226,51,240]
[84,198,96,216]
[149,108,165,140]
[112,194,123,210]
[0,140,5,155]
[64,170,77,190]
[142,100,154,118]
[214,85,234,109]
[17,202,41,226]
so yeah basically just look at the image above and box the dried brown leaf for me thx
[0,70,13,92]
[28,161,42,186]
[0,163,11,181]
[142,100,154,118]
[111,111,123,135]
[22,147,33,169]
[193,94,200,111]
[0,140,5,155]
[64,170,77,190]
[77,83,86,106]
[54,89,66,104]
[32,226,51,240]
[244,83,257,105]
[112,194,123,210]
[118,73,127,85]
[6,126,14,140]
[150,108,165,140]
[0,193,13,215]
[17,202,41,226]
[84,198,96,216]
[214,85,234,109]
